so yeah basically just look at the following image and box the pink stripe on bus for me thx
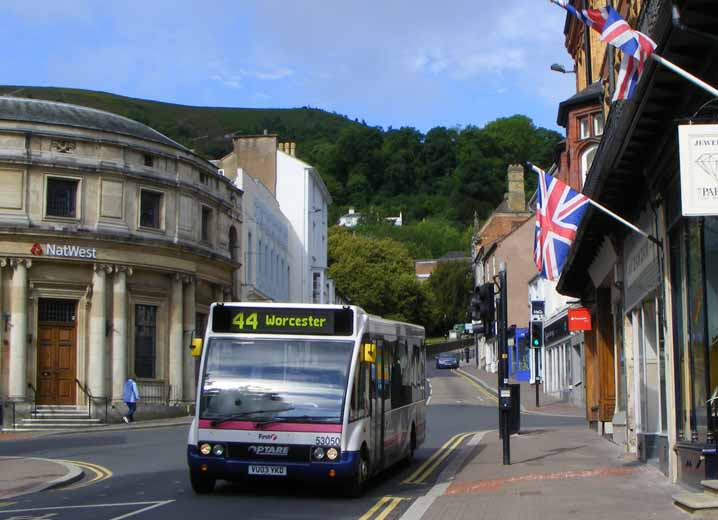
[198,419,342,433]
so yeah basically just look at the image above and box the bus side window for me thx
[350,355,370,421]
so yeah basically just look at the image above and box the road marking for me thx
[399,432,487,520]
[0,500,174,515]
[0,503,16,508]
[53,459,112,490]
[402,432,475,484]
[108,500,175,520]
[426,379,433,405]
[454,369,498,402]
[358,496,406,520]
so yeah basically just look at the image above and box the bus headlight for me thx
[200,443,212,456]
[326,448,339,461]
[312,447,325,460]
[212,444,225,456]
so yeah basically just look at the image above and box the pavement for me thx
[0,415,193,500]
[0,456,84,500]
[456,359,585,417]
[401,364,690,520]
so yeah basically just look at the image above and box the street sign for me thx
[568,308,592,331]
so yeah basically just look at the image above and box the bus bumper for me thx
[187,445,360,482]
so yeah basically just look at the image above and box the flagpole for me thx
[587,199,661,246]
[650,53,718,98]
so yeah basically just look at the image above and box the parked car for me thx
[436,352,460,369]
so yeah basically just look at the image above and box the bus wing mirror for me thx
[190,338,203,358]
[361,343,376,364]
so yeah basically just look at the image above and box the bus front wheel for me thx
[344,452,369,498]
[190,470,216,494]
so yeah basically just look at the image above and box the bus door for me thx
[370,338,385,470]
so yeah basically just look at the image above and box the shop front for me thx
[624,210,669,476]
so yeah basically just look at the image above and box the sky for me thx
[0,0,576,133]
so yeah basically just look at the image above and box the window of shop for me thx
[134,305,157,378]
[635,297,664,434]
[46,177,79,218]
[706,219,718,435]
[671,226,690,440]
[672,218,715,443]
[139,189,163,229]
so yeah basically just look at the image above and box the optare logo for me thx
[31,243,44,256]
[258,433,278,441]
[248,445,289,456]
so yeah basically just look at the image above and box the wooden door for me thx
[37,301,77,405]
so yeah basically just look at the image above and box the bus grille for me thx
[226,443,311,462]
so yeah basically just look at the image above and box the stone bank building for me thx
[0,98,241,426]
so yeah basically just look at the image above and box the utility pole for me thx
[498,262,510,465]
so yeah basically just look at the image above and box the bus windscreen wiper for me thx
[272,415,339,423]
[211,406,295,427]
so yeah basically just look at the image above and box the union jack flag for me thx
[531,163,590,281]
[552,1,656,101]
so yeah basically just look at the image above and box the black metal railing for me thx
[136,381,172,405]
[75,379,108,422]
[27,383,37,418]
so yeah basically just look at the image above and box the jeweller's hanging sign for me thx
[679,124,718,217]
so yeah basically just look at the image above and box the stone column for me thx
[8,258,30,400]
[169,274,184,403]
[182,276,196,402]
[88,264,111,399]
[111,266,132,402]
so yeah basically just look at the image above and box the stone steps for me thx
[674,480,718,517]
[6,405,106,432]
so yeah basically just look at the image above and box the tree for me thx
[426,260,473,337]
[328,227,431,326]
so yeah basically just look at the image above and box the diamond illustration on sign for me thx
[696,153,718,183]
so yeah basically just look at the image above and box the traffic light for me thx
[478,283,495,337]
[530,320,543,348]
[470,286,482,321]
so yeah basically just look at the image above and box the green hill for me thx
[0,85,360,159]
[0,85,561,256]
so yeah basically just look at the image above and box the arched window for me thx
[580,144,598,188]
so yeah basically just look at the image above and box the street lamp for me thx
[550,63,576,74]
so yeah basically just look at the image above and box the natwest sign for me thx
[31,243,98,260]
[568,308,592,331]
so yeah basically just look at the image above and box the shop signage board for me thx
[679,123,718,216]
[568,308,592,331]
[30,242,98,259]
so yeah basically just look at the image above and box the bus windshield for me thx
[200,338,354,424]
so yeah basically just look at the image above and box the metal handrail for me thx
[27,383,37,418]
[75,379,109,423]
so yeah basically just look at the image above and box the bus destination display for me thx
[212,306,354,336]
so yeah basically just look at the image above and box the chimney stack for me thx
[507,164,526,212]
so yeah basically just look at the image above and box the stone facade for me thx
[0,97,242,425]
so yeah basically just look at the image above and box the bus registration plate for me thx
[248,465,287,476]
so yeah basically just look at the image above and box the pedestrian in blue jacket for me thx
[123,377,140,423]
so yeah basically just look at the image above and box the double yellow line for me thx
[454,369,498,403]
[358,496,407,520]
[55,459,113,489]
[402,431,476,485]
